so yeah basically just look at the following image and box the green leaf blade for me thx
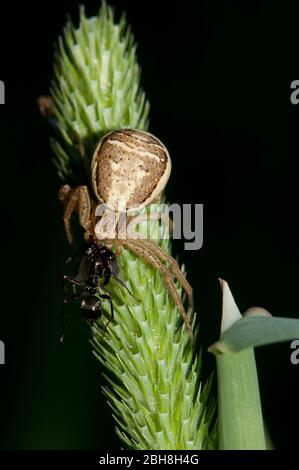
[211,314,299,354]
[217,349,266,450]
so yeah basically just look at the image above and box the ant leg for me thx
[99,293,114,331]
[112,275,139,301]
[60,275,82,343]
[62,275,82,288]
[64,253,83,292]
[101,239,138,300]
[65,249,81,265]
[61,275,80,302]
[60,292,81,343]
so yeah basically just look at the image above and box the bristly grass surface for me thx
[51,2,216,450]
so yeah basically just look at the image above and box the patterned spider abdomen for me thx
[91,128,171,212]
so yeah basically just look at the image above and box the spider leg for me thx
[77,186,92,229]
[59,185,91,244]
[139,239,194,313]
[59,184,72,207]
[103,238,123,255]
[118,239,193,339]
[84,199,97,241]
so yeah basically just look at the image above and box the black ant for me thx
[60,237,134,342]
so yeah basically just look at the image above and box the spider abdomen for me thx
[91,128,171,213]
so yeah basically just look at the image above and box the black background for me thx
[0,0,298,450]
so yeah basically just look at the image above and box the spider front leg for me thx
[125,213,193,312]
[59,185,93,244]
[140,239,194,313]
[118,238,194,339]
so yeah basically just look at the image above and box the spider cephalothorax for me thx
[59,128,194,337]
